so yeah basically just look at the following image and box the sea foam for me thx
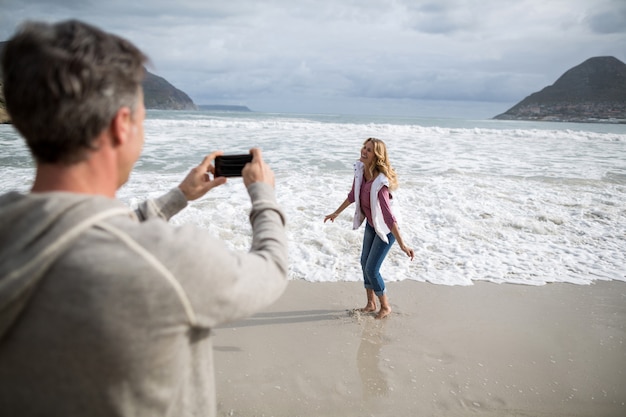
[1,111,625,286]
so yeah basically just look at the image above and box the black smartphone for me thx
[214,154,253,177]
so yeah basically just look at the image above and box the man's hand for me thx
[178,151,228,201]
[242,148,275,188]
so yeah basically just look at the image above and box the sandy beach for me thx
[214,280,626,417]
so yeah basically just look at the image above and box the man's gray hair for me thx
[1,20,148,164]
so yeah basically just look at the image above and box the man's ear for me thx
[110,107,132,147]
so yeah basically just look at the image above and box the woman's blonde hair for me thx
[364,137,398,191]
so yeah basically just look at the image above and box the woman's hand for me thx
[324,199,352,223]
[391,223,415,261]
[324,212,339,223]
[400,244,415,261]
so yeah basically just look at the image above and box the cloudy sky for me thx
[1,0,625,118]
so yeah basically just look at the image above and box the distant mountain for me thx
[0,42,8,123]
[142,70,197,110]
[198,104,252,112]
[0,41,197,122]
[494,56,626,123]
[0,79,7,123]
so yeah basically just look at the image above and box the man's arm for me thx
[134,151,227,221]
[165,148,288,326]
[134,187,188,221]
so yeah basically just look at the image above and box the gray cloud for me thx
[404,1,480,34]
[1,0,625,117]
[586,1,626,34]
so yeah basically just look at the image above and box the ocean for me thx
[1,110,625,286]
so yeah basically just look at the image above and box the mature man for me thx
[0,20,288,416]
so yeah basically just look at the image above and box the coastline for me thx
[214,280,626,417]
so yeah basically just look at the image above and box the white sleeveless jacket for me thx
[352,161,399,244]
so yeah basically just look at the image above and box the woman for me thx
[324,137,414,319]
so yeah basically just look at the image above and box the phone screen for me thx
[214,154,253,177]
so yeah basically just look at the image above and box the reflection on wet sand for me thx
[357,317,389,398]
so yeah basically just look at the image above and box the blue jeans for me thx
[361,223,395,296]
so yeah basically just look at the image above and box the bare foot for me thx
[375,306,392,319]
[359,303,376,313]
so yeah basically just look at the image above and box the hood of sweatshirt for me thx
[0,191,132,340]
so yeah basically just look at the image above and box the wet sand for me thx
[214,280,626,417]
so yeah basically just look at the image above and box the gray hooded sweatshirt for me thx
[0,184,288,417]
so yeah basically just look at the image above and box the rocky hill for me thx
[0,41,196,122]
[142,71,196,110]
[0,80,7,124]
[494,56,626,123]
